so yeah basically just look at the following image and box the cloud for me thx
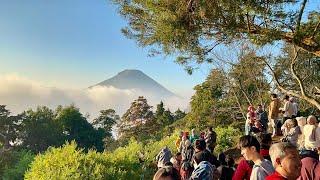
[0,74,191,118]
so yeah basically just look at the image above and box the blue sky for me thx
[0,0,211,94]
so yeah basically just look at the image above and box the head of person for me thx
[194,139,206,152]
[291,118,298,128]
[191,128,196,135]
[296,117,307,127]
[289,97,295,103]
[283,95,290,102]
[218,152,227,165]
[254,121,262,128]
[175,152,182,161]
[271,93,278,99]
[239,135,260,161]
[153,165,181,180]
[285,119,294,129]
[269,142,301,179]
[247,105,255,112]
[307,115,317,125]
[193,151,209,167]
[207,126,213,132]
[179,131,183,138]
[185,139,192,147]
[257,104,263,111]
[258,133,272,148]
[226,155,235,167]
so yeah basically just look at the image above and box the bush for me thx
[214,126,241,154]
[24,134,181,180]
[1,150,34,180]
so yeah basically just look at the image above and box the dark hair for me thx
[239,135,260,152]
[194,151,210,164]
[292,119,298,127]
[164,161,174,167]
[258,133,272,147]
[284,95,290,100]
[153,166,180,180]
[195,139,206,151]
[218,152,227,165]
[207,126,213,131]
[226,155,235,167]
[271,94,277,98]
[175,152,182,157]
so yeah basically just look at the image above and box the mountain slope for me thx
[91,69,176,98]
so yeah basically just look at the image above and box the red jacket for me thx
[266,171,287,180]
[232,159,252,180]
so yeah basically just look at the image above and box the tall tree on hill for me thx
[118,96,155,141]
[187,69,230,128]
[0,105,23,152]
[93,109,119,137]
[55,105,105,151]
[155,101,174,126]
[174,109,187,121]
[92,109,119,150]
[229,50,270,108]
[22,106,64,153]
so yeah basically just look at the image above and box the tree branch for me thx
[311,20,320,39]
[290,47,306,96]
[262,57,320,110]
[296,0,308,32]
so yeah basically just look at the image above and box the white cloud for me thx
[0,74,191,118]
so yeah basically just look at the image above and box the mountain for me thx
[91,69,176,98]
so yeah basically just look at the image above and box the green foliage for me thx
[56,105,105,152]
[113,0,320,66]
[2,150,34,180]
[22,106,64,153]
[0,105,23,150]
[0,150,34,180]
[214,126,241,154]
[24,130,181,180]
[93,109,119,137]
[118,96,156,142]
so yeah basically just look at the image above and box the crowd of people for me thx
[153,93,320,180]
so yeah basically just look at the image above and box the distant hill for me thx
[90,69,176,98]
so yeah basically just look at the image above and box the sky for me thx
[0,0,209,93]
[0,0,213,116]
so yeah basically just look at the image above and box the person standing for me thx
[205,126,217,153]
[256,105,268,132]
[268,94,281,137]
[239,135,274,180]
[280,95,294,124]
[246,106,256,135]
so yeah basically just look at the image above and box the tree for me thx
[0,105,23,152]
[112,0,320,64]
[55,105,105,151]
[22,106,64,153]
[264,44,320,110]
[154,101,174,126]
[118,96,155,141]
[173,109,186,121]
[186,69,231,128]
[155,101,165,125]
[92,109,119,150]
[229,50,270,108]
[93,109,119,137]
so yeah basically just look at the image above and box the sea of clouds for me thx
[0,74,191,119]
